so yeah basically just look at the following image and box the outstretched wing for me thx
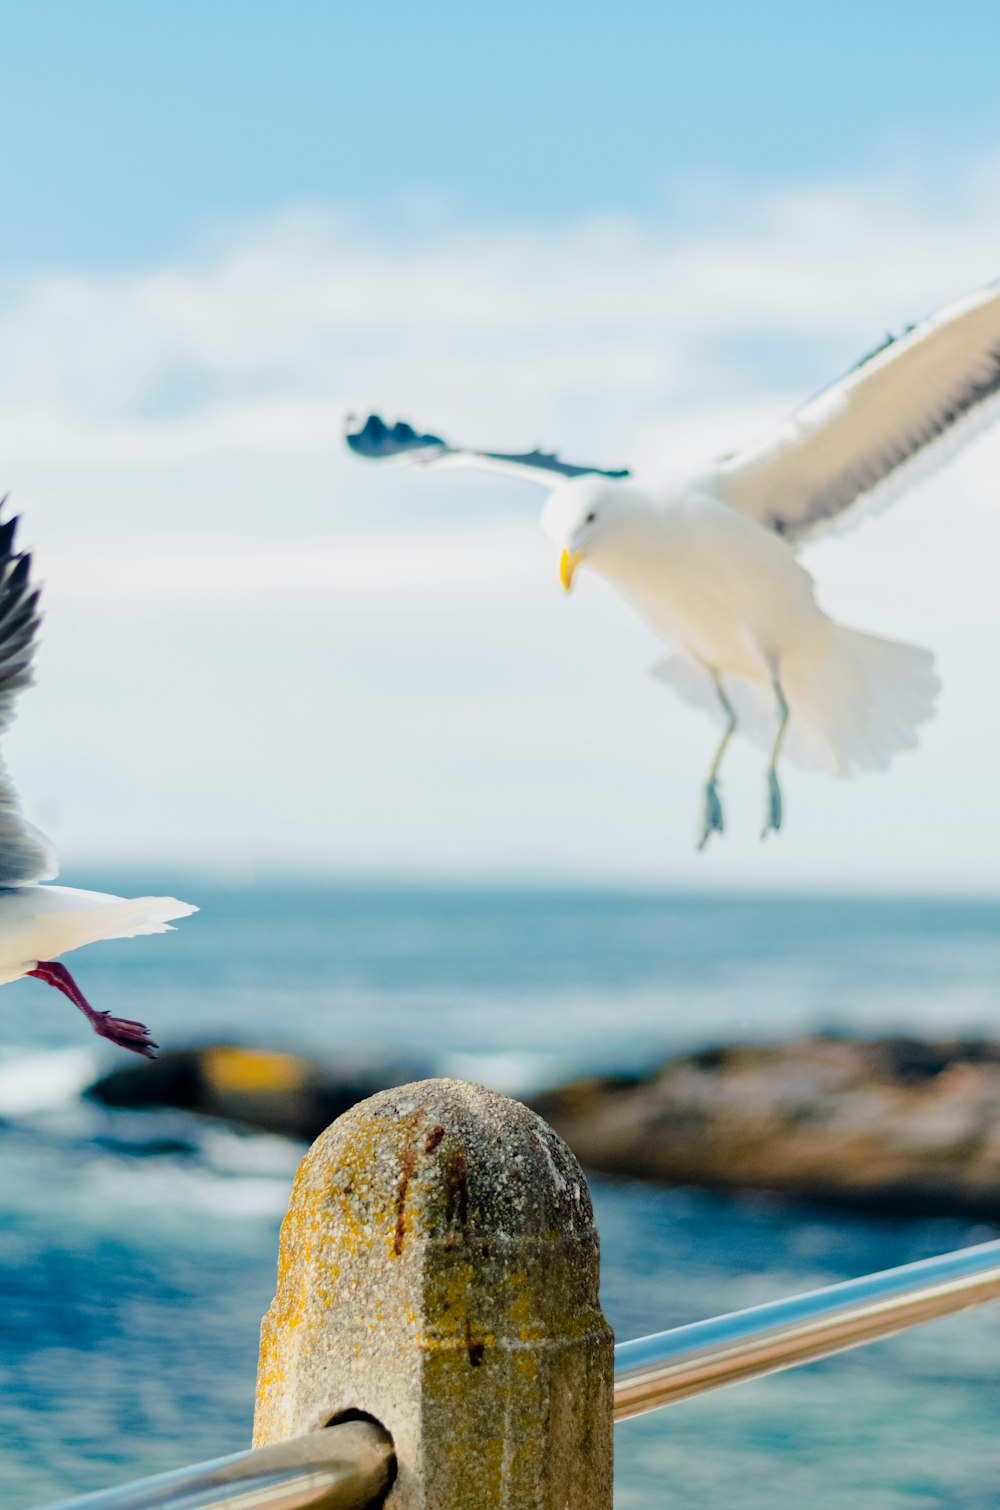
[345,413,630,487]
[711,278,1000,542]
[0,501,58,886]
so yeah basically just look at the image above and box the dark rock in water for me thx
[530,1036,1000,1220]
[90,1131,202,1160]
[88,1045,426,1143]
[88,1035,1000,1220]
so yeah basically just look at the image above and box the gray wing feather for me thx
[345,413,630,483]
[712,279,1000,542]
[0,502,58,885]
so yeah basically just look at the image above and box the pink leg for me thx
[27,960,158,1058]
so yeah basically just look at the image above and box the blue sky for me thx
[5,1,1000,269]
[2,3,1000,888]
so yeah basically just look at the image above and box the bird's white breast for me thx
[589,488,822,680]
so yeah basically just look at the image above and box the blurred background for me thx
[3,2,1000,1505]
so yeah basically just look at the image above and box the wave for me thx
[87,1159,294,1220]
[0,1046,99,1114]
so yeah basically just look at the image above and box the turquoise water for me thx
[1,882,999,1507]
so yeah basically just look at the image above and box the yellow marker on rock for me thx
[202,1045,308,1095]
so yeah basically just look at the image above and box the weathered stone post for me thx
[254,1078,613,1508]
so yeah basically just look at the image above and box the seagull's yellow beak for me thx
[559,548,584,594]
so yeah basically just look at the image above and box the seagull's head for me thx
[541,476,650,592]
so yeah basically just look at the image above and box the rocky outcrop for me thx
[87,1035,1000,1218]
[88,1044,427,1143]
[531,1037,1000,1219]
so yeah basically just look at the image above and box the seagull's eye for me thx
[585,511,597,524]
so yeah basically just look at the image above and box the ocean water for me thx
[1,881,999,1508]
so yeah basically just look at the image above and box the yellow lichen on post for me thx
[254,1078,613,1508]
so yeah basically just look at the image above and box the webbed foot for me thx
[761,770,783,840]
[27,959,158,1058]
[92,1012,159,1058]
[697,778,725,851]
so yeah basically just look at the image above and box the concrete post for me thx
[254,1078,613,1509]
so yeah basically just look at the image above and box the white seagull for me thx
[347,277,1000,848]
[0,500,196,1054]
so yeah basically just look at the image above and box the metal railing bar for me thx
[34,1237,1000,1502]
[36,1418,395,1510]
[613,1235,1000,1421]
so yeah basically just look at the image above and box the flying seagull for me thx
[0,500,195,1054]
[346,277,1000,847]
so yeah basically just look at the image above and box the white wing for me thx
[0,502,59,886]
[345,413,630,488]
[710,279,1000,542]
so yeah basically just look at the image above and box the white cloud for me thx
[1,165,1000,888]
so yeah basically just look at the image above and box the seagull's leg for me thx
[27,960,158,1058]
[762,678,790,840]
[698,675,737,851]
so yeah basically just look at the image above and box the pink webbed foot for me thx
[27,960,158,1059]
[89,1012,159,1056]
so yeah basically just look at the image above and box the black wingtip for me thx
[0,506,17,564]
[345,413,448,461]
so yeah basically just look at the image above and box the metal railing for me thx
[613,1235,1000,1421]
[38,1418,395,1510]
[38,1237,1000,1509]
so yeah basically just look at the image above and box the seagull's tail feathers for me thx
[81,895,200,943]
[780,625,940,776]
[651,628,939,777]
[14,889,199,966]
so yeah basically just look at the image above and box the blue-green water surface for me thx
[1,883,998,1507]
